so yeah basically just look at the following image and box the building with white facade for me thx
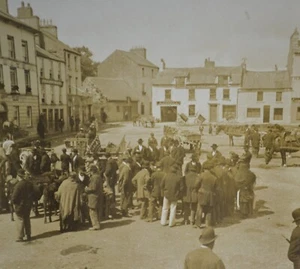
[152,59,242,123]
[0,0,39,135]
[237,69,292,124]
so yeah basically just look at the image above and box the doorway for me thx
[160,106,177,122]
[263,105,270,123]
[209,104,218,122]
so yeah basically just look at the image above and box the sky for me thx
[8,0,300,70]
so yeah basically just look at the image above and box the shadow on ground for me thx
[101,219,135,229]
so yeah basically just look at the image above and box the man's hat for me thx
[199,227,217,245]
[138,138,143,143]
[17,169,26,177]
[292,208,300,223]
[211,144,218,149]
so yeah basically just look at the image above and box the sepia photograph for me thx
[0,0,300,268]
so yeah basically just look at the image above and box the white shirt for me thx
[2,139,14,155]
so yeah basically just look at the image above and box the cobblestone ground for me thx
[0,122,299,269]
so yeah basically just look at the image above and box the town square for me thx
[1,0,300,269]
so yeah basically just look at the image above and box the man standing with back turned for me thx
[184,227,226,269]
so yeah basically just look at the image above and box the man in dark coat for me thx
[263,128,275,165]
[195,161,217,228]
[69,116,74,132]
[183,166,200,225]
[240,145,252,168]
[148,133,158,148]
[71,149,85,172]
[207,144,223,161]
[146,141,159,163]
[37,119,45,139]
[24,148,41,175]
[60,148,71,173]
[159,153,176,174]
[250,128,261,158]
[11,169,36,242]
[85,165,103,230]
[147,162,165,221]
[184,227,226,269]
[288,208,300,268]
[133,138,147,160]
[185,153,201,175]
[160,165,184,227]
[40,149,51,174]
[104,152,118,202]
[118,157,134,217]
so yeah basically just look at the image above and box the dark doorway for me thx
[209,104,218,122]
[161,106,177,122]
[263,105,270,123]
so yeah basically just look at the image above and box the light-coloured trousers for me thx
[160,197,177,227]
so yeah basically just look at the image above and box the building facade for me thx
[0,1,39,135]
[83,77,138,122]
[36,46,67,132]
[237,70,292,124]
[97,48,159,117]
[152,60,242,123]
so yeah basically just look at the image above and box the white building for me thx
[237,70,291,124]
[152,59,243,123]
[0,0,39,135]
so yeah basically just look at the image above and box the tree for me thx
[73,46,99,82]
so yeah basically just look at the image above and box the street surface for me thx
[0,122,299,269]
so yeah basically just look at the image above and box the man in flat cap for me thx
[288,208,300,268]
[184,227,225,269]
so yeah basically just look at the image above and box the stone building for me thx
[0,0,39,135]
[152,59,242,123]
[97,48,159,117]
[16,1,88,130]
[237,69,292,124]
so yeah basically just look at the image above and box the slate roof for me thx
[0,10,39,33]
[83,77,138,101]
[36,46,64,62]
[153,66,242,85]
[242,70,291,89]
[116,50,158,69]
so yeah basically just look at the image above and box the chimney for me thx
[160,59,166,71]
[130,47,147,59]
[40,19,58,39]
[204,58,215,68]
[17,2,40,30]
[0,0,9,13]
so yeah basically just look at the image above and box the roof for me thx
[83,77,138,101]
[36,46,64,62]
[41,29,80,56]
[242,70,291,89]
[0,10,39,33]
[116,50,158,69]
[153,66,242,85]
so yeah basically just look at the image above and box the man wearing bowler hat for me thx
[184,227,225,269]
[133,138,147,159]
[207,144,222,161]
[288,208,300,268]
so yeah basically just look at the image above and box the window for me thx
[222,105,236,119]
[59,87,62,103]
[51,85,55,104]
[165,89,171,100]
[210,88,216,100]
[40,68,44,78]
[189,89,195,101]
[152,69,154,78]
[218,76,228,85]
[189,105,195,116]
[257,91,263,101]
[10,67,18,87]
[142,83,146,95]
[176,77,185,87]
[247,108,260,118]
[49,61,54,79]
[223,88,230,100]
[0,64,3,84]
[297,107,300,120]
[13,106,20,126]
[274,108,283,120]
[116,106,120,112]
[48,109,53,129]
[21,40,29,62]
[74,56,77,71]
[68,54,71,69]
[7,36,15,59]
[141,103,145,115]
[75,77,78,89]
[276,92,282,102]
[41,85,46,103]
[58,63,61,80]
[142,68,145,77]
[24,70,31,94]
[68,76,72,93]
[27,106,32,127]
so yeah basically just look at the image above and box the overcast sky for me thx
[8,0,300,70]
